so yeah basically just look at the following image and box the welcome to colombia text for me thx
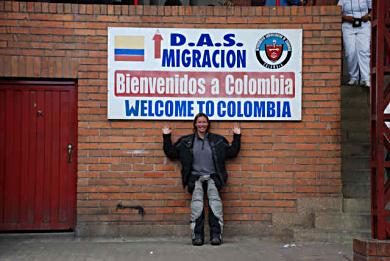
[124,99,292,118]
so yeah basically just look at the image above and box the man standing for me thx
[338,0,372,87]
[162,112,241,246]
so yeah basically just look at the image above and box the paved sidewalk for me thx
[0,235,353,261]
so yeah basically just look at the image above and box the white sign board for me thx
[108,27,302,121]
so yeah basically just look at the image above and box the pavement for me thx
[0,234,353,261]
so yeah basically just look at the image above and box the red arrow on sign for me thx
[153,32,163,59]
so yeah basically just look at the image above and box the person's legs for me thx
[208,206,222,244]
[356,22,371,86]
[190,179,205,245]
[342,23,359,84]
[193,211,205,242]
[206,178,224,245]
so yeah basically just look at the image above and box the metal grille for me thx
[370,0,390,240]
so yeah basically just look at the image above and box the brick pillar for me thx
[353,239,390,261]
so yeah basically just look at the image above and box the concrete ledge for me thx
[0,232,75,240]
[272,197,343,228]
[76,224,189,238]
[353,238,390,261]
[75,223,279,239]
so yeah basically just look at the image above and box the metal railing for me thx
[370,0,390,240]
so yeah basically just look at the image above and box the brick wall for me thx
[0,1,342,237]
[353,239,390,261]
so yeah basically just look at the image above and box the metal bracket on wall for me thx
[116,203,145,216]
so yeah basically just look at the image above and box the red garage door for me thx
[0,80,77,231]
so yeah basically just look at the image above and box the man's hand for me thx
[162,125,172,134]
[362,13,371,22]
[342,15,354,23]
[232,123,241,135]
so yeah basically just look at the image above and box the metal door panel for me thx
[0,90,4,223]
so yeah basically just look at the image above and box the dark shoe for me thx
[192,237,204,246]
[210,237,222,246]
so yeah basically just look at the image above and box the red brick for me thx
[376,242,390,256]
[0,2,344,228]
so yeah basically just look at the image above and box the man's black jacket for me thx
[163,132,241,193]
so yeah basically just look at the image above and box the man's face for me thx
[195,116,208,134]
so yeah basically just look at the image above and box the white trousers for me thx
[342,21,371,82]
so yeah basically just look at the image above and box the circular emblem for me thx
[255,33,292,69]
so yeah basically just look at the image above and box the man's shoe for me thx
[192,237,204,246]
[361,80,371,87]
[347,79,358,86]
[210,237,222,246]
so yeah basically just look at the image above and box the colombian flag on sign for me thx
[114,36,145,62]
